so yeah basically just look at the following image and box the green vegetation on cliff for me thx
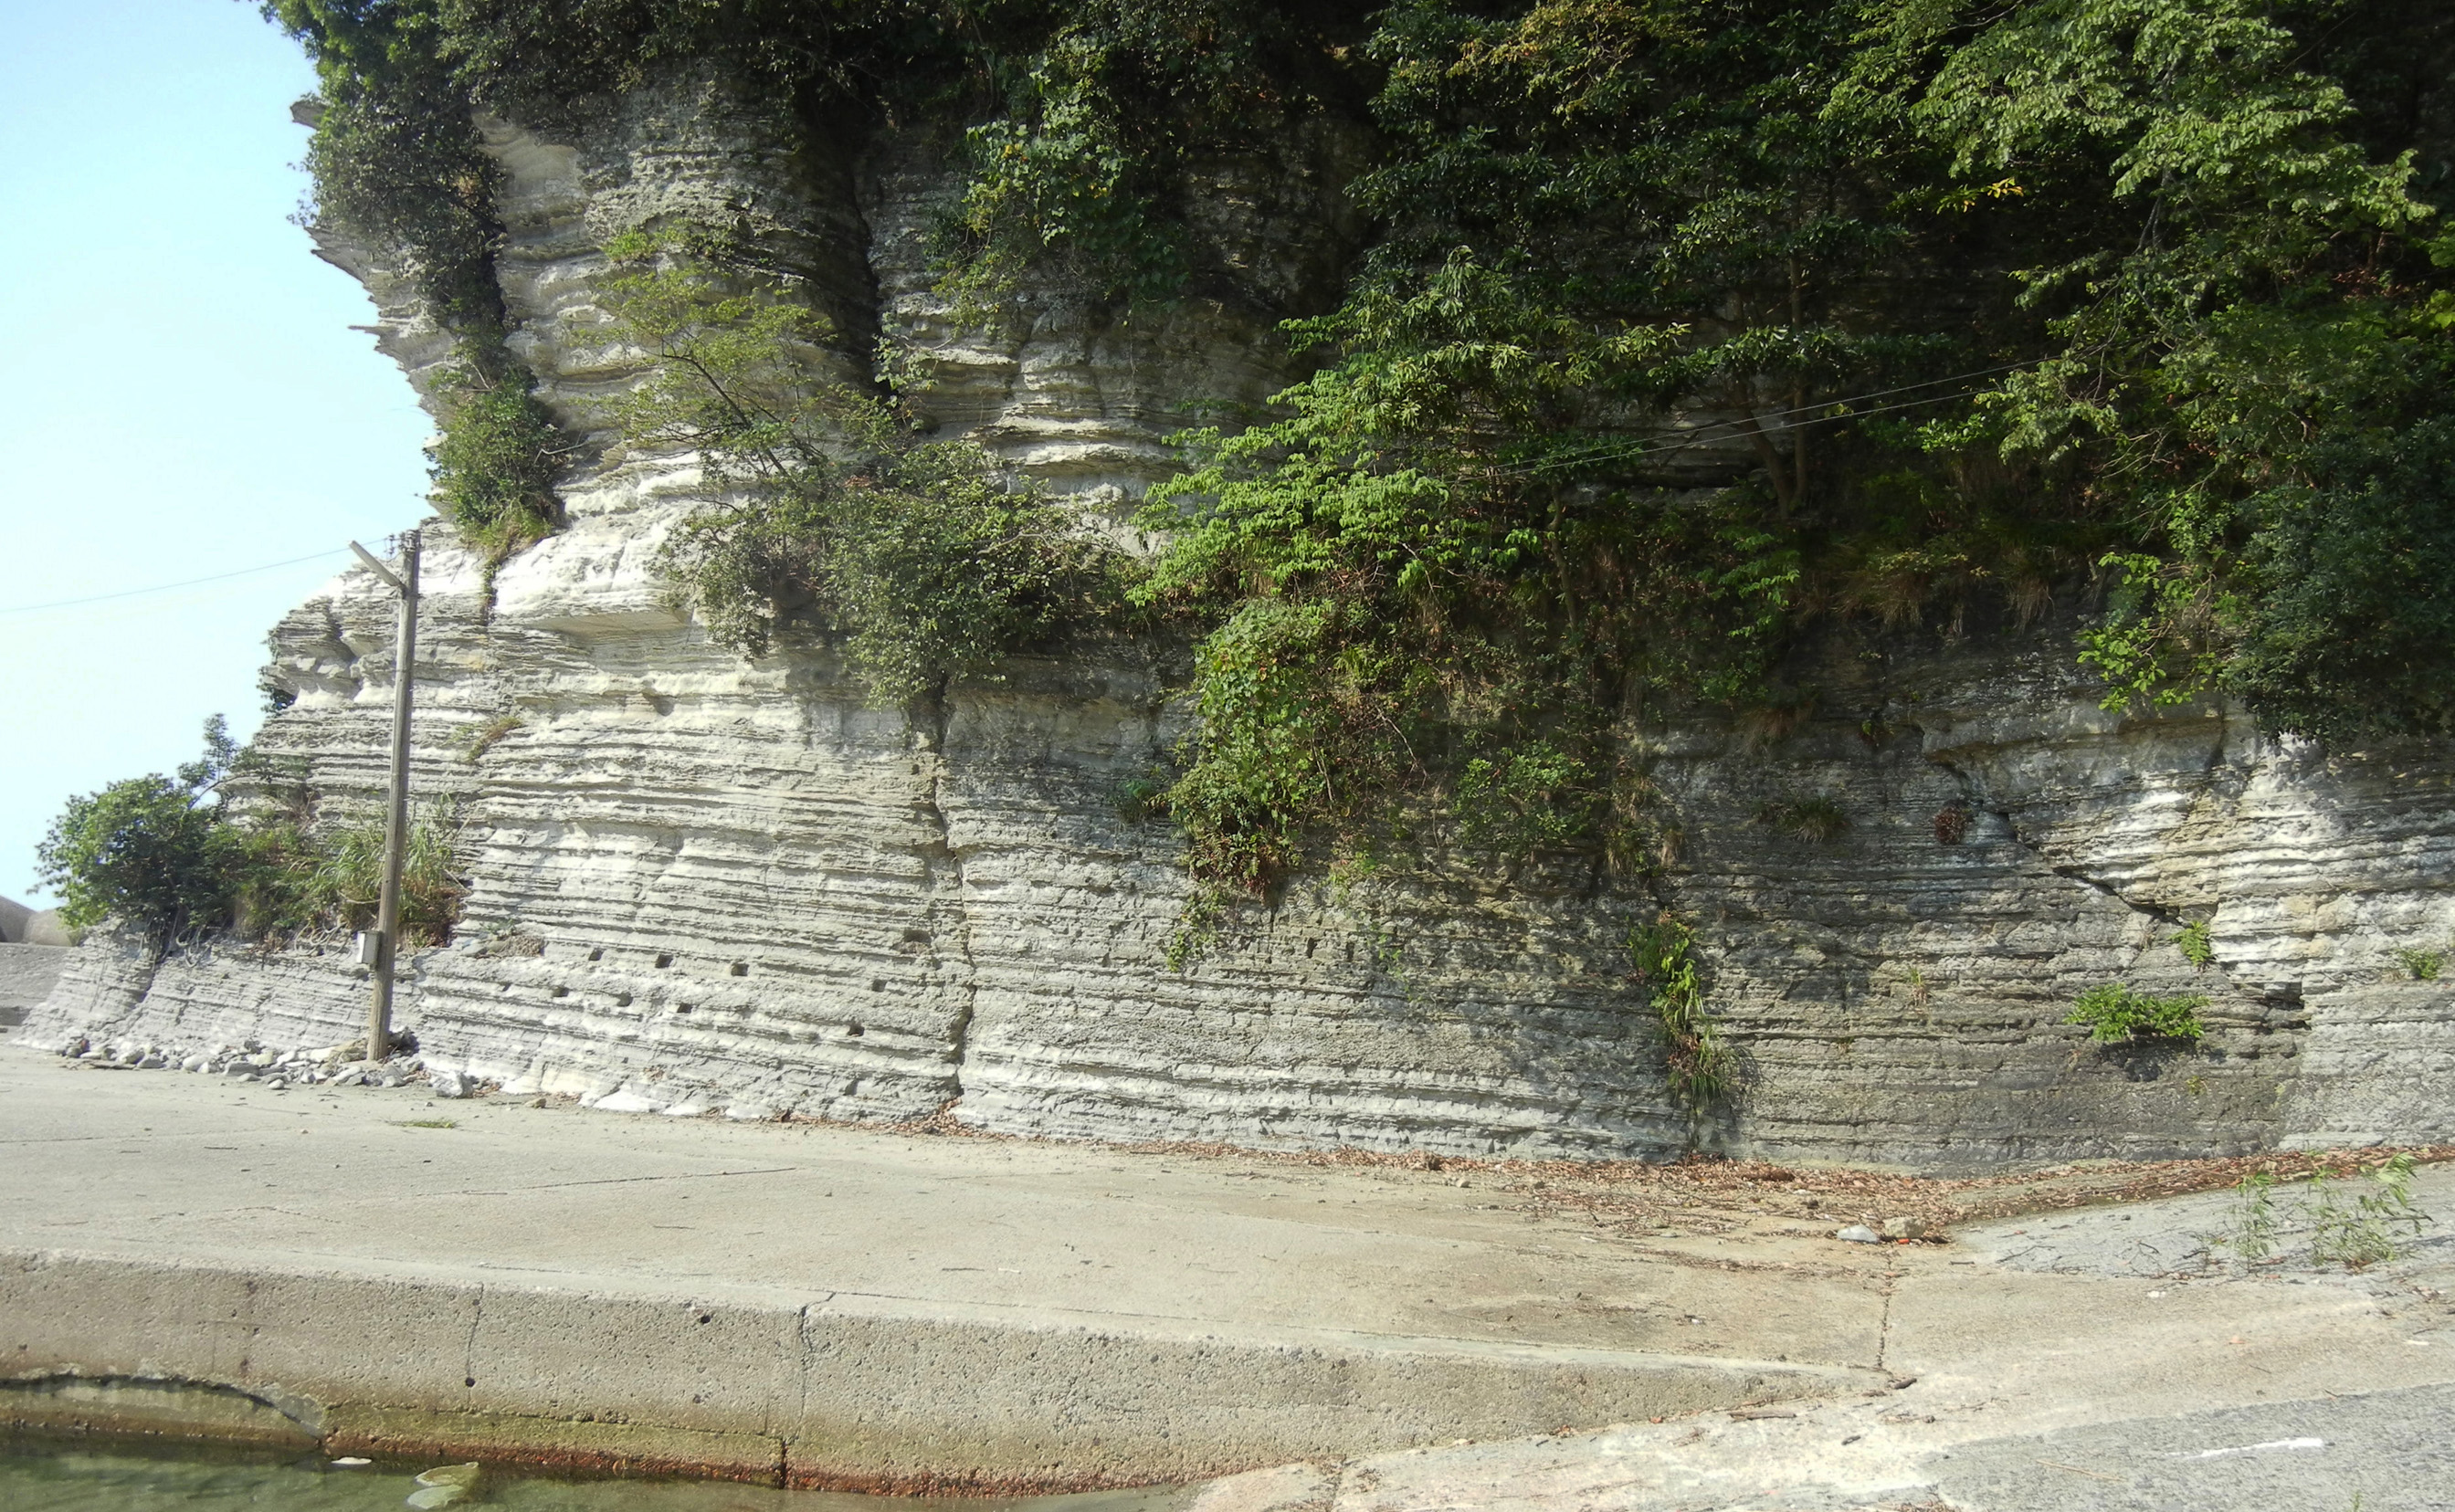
[597,235,1130,706]
[265,0,2455,895]
[37,718,466,947]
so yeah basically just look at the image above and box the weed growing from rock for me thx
[2394,946,2446,982]
[1631,916,1731,1110]
[2066,983,2207,1044]
[1756,794,1851,843]
[2216,1155,2434,1271]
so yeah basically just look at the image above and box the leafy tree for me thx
[36,715,469,946]
[1851,0,2453,730]
[37,719,243,938]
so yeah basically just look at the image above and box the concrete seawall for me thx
[0,1050,1877,1490]
[3,1251,1858,1491]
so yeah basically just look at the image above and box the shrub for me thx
[2066,983,2207,1044]
[606,242,1126,709]
[35,717,467,948]
[2174,919,2216,970]
[2393,946,2446,982]
[1454,742,1604,859]
[429,367,564,557]
[37,719,242,939]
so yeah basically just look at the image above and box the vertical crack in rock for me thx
[914,703,979,1101]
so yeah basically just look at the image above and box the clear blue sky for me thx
[0,0,435,905]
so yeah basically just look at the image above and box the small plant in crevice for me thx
[1756,794,1850,844]
[2174,919,2216,970]
[1162,887,1224,973]
[1931,804,1970,845]
[473,920,546,959]
[2066,982,2208,1044]
[2393,946,2446,982]
[1735,690,1818,751]
[1630,915,1731,1110]
[459,715,523,765]
[1115,768,1174,826]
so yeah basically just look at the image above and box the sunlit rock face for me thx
[26,69,2455,1170]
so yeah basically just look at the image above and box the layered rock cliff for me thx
[29,69,2455,1170]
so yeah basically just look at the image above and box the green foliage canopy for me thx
[37,719,244,937]
[263,0,2455,893]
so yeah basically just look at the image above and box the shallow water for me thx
[0,1436,1184,1512]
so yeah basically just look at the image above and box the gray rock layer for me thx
[27,70,2455,1169]
[0,944,68,1029]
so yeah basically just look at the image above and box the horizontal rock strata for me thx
[27,68,2455,1170]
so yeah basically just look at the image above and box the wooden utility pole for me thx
[349,530,420,1062]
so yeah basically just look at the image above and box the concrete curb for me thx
[0,1247,1875,1493]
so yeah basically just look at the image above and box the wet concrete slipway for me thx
[6,1044,2455,1510]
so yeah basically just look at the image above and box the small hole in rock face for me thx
[695,1312,712,1325]
[676,1003,694,1014]
[551,986,570,999]
[846,1022,864,1037]
[588,948,604,962]
[869,978,885,992]
[655,953,673,969]
[464,1377,476,1389]
[613,992,633,1007]
[730,962,748,977]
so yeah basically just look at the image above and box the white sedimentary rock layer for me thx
[27,69,2455,1169]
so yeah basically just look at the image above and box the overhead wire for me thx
[1504,352,2046,478]
[0,360,2053,618]
[0,549,355,618]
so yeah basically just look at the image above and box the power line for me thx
[1508,354,2048,478]
[1519,383,2007,479]
[0,550,351,618]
